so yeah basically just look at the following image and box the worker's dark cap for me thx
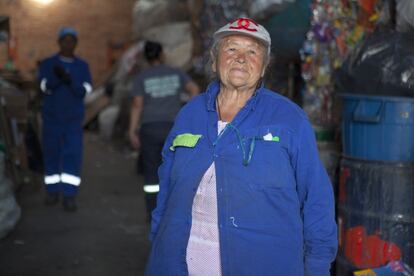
[58,27,78,40]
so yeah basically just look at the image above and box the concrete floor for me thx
[0,132,150,276]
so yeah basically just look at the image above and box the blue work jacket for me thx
[147,81,337,276]
[38,54,92,123]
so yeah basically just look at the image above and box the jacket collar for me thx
[206,80,262,112]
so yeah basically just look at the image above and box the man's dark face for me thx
[58,35,77,57]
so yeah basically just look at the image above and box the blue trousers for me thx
[42,120,83,197]
[139,122,173,220]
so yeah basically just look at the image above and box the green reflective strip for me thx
[272,136,280,142]
[169,133,202,151]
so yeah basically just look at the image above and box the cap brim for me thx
[59,34,78,40]
[213,30,270,48]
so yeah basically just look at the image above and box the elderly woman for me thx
[145,18,337,276]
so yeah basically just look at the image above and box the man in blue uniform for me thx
[38,27,92,212]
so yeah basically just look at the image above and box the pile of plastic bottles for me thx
[300,0,389,128]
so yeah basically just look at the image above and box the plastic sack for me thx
[249,0,295,20]
[396,0,414,33]
[142,22,193,70]
[338,158,414,269]
[98,105,120,141]
[0,177,21,239]
[0,177,10,200]
[132,0,190,38]
[0,195,21,239]
[335,30,414,97]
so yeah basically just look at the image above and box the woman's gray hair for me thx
[206,36,272,81]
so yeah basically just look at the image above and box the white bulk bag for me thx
[142,22,193,70]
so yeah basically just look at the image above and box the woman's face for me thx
[214,34,266,91]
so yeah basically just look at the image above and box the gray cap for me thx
[213,18,271,51]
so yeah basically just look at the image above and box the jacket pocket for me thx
[242,126,292,190]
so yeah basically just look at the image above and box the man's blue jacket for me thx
[38,54,92,123]
[146,81,337,276]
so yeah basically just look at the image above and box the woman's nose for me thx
[235,52,246,63]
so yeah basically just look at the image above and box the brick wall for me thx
[0,0,136,85]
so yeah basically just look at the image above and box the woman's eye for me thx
[249,50,257,55]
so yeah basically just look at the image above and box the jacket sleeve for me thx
[149,124,178,242]
[294,119,338,276]
[70,62,93,98]
[38,60,62,93]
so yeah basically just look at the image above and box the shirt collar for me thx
[54,53,78,63]
[59,56,75,63]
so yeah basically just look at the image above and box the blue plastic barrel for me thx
[341,94,414,161]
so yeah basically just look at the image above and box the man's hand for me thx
[53,65,72,85]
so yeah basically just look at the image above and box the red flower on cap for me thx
[229,18,259,32]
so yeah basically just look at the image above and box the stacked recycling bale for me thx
[299,0,390,197]
[334,6,414,271]
[299,2,414,272]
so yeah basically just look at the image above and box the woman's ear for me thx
[210,50,216,73]
[260,60,269,77]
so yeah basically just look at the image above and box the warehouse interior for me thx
[0,0,413,275]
